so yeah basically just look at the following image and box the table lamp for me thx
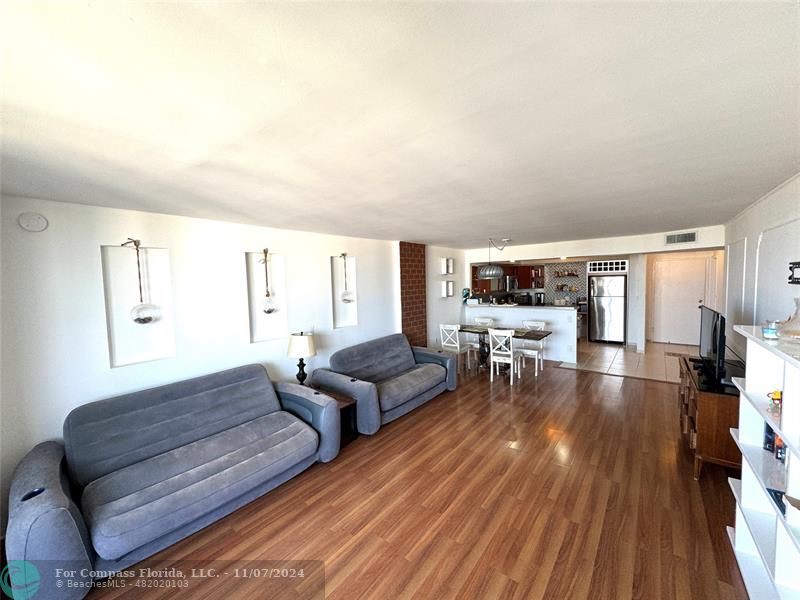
[287,331,316,385]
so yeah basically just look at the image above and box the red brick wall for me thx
[399,241,427,347]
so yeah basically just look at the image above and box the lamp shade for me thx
[287,332,316,359]
[477,264,504,279]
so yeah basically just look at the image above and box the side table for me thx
[310,386,359,448]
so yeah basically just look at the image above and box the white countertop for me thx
[733,325,800,369]
[465,304,577,311]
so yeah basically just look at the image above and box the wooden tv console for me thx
[678,356,741,479]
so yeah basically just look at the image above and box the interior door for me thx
[649,257,708,345]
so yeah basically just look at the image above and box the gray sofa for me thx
[311,333,456,435]
[5,364,339,599]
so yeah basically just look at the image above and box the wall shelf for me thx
[729,324,800,599]
[731,428,788,491]
[729,478,778,574]
[727,526,784,600]
[440,257,455,276]
[733,377,799,458]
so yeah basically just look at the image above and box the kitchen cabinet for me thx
[472,264,545,291]
[471,265,514,292]
[471,265,481,292]
[471,265,500,293]
[516,266,532,289]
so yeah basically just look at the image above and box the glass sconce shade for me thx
[131,302,161,324]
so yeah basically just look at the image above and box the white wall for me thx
[626,254,647,352]
[425,246,467,348]
[463,225,725,264]
[725,173,800,358]
[0,196,402,529]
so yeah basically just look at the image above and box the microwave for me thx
[512,293,532,306]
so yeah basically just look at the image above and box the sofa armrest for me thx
[275,382,340,463]
[413,346,457,391]
[6,441,93,599]
[309,368,381,435]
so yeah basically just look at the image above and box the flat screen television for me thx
[699,305,726,381]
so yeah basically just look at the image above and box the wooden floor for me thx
[92,365,747,600]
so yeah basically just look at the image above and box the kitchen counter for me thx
[463,304,577,363]
[465,303,577,310]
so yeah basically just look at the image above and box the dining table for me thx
[459,324,552,370]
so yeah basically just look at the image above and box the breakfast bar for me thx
[463,305,578,364]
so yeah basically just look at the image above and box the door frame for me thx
[645,250,724,344]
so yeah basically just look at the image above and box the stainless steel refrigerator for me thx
[589,275,627,343]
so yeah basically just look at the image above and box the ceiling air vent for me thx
[665,231,697,245]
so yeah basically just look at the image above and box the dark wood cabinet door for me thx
[517,267,532,289]
[677,357,740,479]
[696,392,740,465]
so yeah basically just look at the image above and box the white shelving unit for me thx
[730,325,800,600]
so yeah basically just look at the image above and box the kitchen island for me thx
[463,304,577,363]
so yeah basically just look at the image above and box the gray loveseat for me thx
[311,333,456,435]
[5,364,339,599]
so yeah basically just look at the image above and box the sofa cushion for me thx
[82,411,317,560]
[329,333,416,383]
[65,365,281,487]
[376,363,446,412]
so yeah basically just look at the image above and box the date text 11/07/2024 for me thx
[191,568,308,578]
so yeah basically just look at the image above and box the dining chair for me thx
[440,324,472,373]
[488,328,522,386]
[521,320,546,375]
[466,317,495,356]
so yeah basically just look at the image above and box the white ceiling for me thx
[1,2,797,249]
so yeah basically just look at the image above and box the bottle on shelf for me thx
[775,434,786,463]
[764,423,776,452]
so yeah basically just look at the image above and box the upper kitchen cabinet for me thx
[471,264,511,292]
[471,264,545,291]
[516,266,532,289]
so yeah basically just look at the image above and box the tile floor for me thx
[559,339,698,383]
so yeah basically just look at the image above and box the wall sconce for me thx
[260,248,277,313]
[789,261,799,285]
[120,238,161,324]
[340,253,355,303]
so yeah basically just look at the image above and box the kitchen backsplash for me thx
[543,262,587,304]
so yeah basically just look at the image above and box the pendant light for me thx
[121,238,161,324]
[477,238,511,279]
[340,253,355,303]
[260,248,277,314]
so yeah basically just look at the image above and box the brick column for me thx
[399,241,427,347]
